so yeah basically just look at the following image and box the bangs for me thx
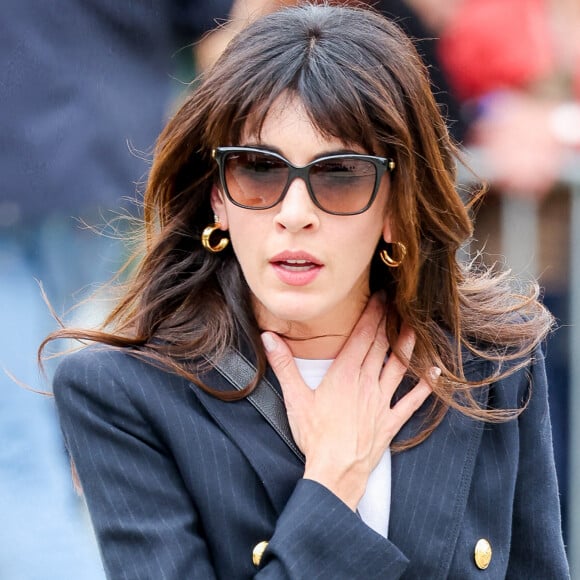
[203,64,382,155]
[244,71,382,153]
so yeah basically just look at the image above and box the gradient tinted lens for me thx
[309,157,377,214]
[224,151,288,208]
[223,151,378,214]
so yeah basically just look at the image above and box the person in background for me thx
[0,1,232,577]
[438,0,580,195]
[45,4,568,577]
[438,0,580,539]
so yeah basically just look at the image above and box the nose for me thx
[273,176,320,232]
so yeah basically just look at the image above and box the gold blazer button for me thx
[252,540,269,567]
[474,538,492,570]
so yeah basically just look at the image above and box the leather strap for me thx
[212,348,305,464]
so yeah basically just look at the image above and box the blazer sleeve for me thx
[506,347,570,578]
[54,348,411,580]
[54,349,219,580]
[256,479,408,578]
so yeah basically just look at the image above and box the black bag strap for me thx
[212,348,305,464]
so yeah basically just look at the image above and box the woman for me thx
[45,3,569,578]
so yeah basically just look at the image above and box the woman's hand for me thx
[261,294,436,511]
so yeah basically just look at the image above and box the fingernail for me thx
[430,366,441,380]
[261,332,277,353]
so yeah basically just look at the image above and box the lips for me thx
[270,251,323,286]
[270,251,322,268]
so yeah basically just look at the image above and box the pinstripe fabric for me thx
[53,345,569,579]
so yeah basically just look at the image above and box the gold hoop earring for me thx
[201,216,229,253]
[379,242,407,268]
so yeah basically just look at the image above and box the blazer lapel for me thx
[388,359,490,578]
[190,362,304,515]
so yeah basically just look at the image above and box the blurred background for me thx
[1,0,578,577]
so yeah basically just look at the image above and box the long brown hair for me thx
[41,2,552,448]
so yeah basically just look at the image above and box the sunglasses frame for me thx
[212,146,395,216]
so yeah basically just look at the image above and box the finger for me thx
[335,293,385,368]
[383,370,437,437]
[261,332,310,403]
[359,313,390,384]
[393,369,438,420]
[379,325,416,396]
[393,323,415,367]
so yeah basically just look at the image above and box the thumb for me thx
[261,332,308,402]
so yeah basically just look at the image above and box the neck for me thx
[254,298,368,360]
[284,333,348,360]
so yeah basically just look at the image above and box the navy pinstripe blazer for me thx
[53,344,569,579]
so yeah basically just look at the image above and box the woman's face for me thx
[212,94,392,338]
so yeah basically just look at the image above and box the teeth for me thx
[278,259,315,271]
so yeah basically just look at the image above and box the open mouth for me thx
[270,253,323,286]
[274,259,319,271]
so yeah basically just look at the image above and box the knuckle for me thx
[397,327,416,357]
[359,370,377,391]
[354,325,375,343]
[373,335,389,353]
[407,383,431,408]
[390,405,407,423]
[272,353,294,375]
[384,355,407,378]
[266,349,293,375]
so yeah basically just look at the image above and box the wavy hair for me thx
[41,2,553,449]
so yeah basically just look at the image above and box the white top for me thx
[294,357,391,539]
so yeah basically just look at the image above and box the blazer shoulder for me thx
[52,343,206,403]
[52,344,181,402]
[54,344,137,382]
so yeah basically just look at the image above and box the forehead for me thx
[240,93,370,156]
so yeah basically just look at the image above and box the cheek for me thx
[330,223,383,281]
[352,213,387,253]
[225,213,264,267]
[227,211,259,241]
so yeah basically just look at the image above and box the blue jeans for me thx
[0,215,124,579]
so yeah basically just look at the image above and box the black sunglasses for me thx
[212,146,395,216]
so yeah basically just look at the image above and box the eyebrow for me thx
[240,142,368,159]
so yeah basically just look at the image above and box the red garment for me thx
[438,0,561,100]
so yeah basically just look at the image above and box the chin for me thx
[255,294,333,332]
